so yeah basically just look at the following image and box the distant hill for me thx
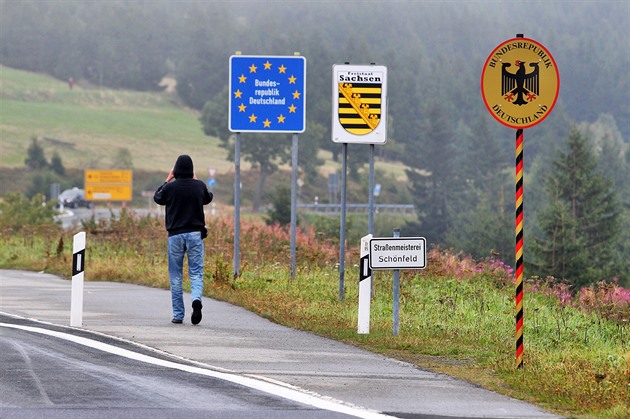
[0,65,229,172]
[0,66,409,209]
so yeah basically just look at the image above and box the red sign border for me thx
[481,37,560,129]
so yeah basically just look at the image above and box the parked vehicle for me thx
[57,187,90,209]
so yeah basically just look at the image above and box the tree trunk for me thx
[252,166,268,212]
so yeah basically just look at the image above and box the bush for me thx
[265,185,292,226]
[0,192,58,230]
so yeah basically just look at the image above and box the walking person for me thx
[154,155,213,325]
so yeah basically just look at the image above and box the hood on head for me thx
[173,155,194,179]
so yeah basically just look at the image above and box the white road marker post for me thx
[358,234,372,334]
[71,231,86,327]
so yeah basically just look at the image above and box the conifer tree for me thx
[266,185,292,226]
[446,117,511,261]
[50,152,65,176]
[24,137,48,170]
[532,128,621,286]
[404,103,458,246]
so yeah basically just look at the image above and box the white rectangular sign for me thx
[369,237,426,270]
[332,64,387,144]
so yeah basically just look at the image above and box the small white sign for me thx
[369,237,426,270]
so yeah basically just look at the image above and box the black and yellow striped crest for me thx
[337,81,382,135]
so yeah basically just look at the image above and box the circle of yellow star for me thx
[238,103,246,112]
[249,113,257,123]
[288,104,297,113]
[292,90,301,99]
[239,74,247,83]
[263,118,271,128]
[278,65,287,74]
[288,75,296,84]
[264,61,272,70]
[249,64,257,73]
[234,90,243,98]
[277,114,286,123]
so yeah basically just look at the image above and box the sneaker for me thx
[171,318,183,324]
[191,299,202,325]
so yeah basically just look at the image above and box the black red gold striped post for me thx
[483,34,558,369]
[515,129,524,369]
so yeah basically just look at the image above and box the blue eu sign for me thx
[229,55,306,133]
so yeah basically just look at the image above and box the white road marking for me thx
[0,318,396,419]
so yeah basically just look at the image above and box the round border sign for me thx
[481,37,559,129]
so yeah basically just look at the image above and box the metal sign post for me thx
[332,64,388,298]
[234,133,241,277]
[290,133,298,278]
[229,54,306,278]
[368,144,375,235]
[338,144,348,300]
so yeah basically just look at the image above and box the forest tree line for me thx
[1,0,629,286]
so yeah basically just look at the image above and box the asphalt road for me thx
[0,270,561,418]
[0,318,362,419]
[54,207,130,229]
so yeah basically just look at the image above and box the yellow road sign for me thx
[85,170,133,201]
[481,37,559,129]
[85,185,132,201]
[85,170,132,184]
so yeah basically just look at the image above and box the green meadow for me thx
[0,65,230,172]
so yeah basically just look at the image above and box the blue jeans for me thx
[167,231,204,320]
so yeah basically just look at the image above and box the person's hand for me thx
[165,168,175,182]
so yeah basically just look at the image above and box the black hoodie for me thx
[153,155,213,236]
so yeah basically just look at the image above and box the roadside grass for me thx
[1,211,628,418]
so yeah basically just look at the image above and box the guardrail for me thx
[298,203,415,215]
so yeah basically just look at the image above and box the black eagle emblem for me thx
[502,60,540,106]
